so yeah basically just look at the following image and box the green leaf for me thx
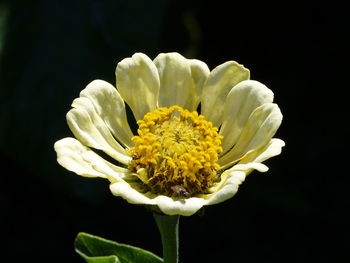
[75,232,163,263]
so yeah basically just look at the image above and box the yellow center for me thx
[128,105,223,198]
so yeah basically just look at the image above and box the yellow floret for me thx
[127,105,223,198]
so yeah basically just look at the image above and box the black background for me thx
[1,0,348,262]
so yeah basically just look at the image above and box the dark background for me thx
[1,0,348,262]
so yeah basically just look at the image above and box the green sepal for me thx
[75,232,163,263]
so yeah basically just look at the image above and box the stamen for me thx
[128,106,223,198]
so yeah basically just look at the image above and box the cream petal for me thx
[79,80,134,148]
[237,138,285,168]
[249,138,285,164]
[201,61,250,127]
[188,59,210,110]
[54,137,128,179]
[218,138,285,177]
[202,171,246,205]
[218,103,282,169]
[109,182,206,216]
[154,52,196,110]
[115,53,160,120]
[110,169,246,213]
[229,162,269,173]
[220,80,274,154]
[109,182,156,205]
[67,97,131,165]
[154,196,206,216]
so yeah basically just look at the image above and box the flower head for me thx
[54,52,284,216]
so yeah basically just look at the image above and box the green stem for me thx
[153,213,180,263]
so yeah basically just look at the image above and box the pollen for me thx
[127,106,223,198]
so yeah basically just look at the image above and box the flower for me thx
[54,52,284,216]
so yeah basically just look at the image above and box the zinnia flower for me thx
[54,52,284,216]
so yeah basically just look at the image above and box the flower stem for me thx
[153,213,180,263]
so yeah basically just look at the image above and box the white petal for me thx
[154,196,206,216]
[238,138,285,167]
[109,182,206,216]
[230,162,269,172]
[154,52,196,110]
[251,138,285,163]
[109,182,156,205]
[219,138,285,175]
[188,59,210,110]
[219,103,282,169]
[67,97,131,164]
[202,171,246,205]
[220,80,274,154]
[116,53,160,120]
[201,61,250,126]
[80,80,134,148]
[54,137,128,179]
